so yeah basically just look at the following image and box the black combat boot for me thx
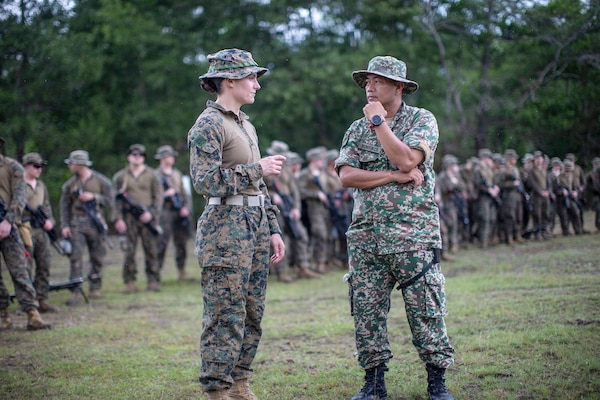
[426,363,454,400]
[351,364,388,400]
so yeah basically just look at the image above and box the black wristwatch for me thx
[370,114,385,127]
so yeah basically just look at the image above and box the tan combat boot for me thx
[228,378,259,400]
[64,292,82,306]
[177,269,190,281]
[123,282,138,294]
[297,267,321,279]
[206,388,234,400]
[147,281,161,292]
[276,272,293,282]
[88,289,102,299]
[38,299,60,313]
[0,308,12,330]
[26,308,52,331]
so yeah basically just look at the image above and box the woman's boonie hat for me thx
[199,48,268,93]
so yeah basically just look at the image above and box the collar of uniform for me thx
[206,100,250,121]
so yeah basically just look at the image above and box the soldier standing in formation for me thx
[472,149,500,249]
[113,144,163,293]
[22,153,60,312]
[527,151,552,239]
[60,150,114,301]
[496,149,526,245]
[0,139,51,331]
[553,159,583,235]
[436,154,467,258]
[265,140,321,282]
[154,145,192,281]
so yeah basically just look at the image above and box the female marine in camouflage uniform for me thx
[188,49,285,400]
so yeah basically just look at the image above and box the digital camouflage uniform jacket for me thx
[335,102,441,254]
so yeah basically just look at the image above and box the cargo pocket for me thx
[423,268,448,318]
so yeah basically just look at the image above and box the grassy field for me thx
[1,212,599,400]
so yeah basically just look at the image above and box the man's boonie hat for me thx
[352,56,419,95]
[492,153,505,164]
[478,148,492,159]
[64,150,93,166]
[199,48,268,93]
[533,150,544,159]
[128,144,146,155]
[267,140,289,156]
[522,153,533,163]
[565,153,576,161]
[154,145,178,160]
[504,149,518,159]
[23,152,47,166]
[306,146,327,162]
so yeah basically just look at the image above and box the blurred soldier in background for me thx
[587,157,600,233]
[527,151,552,240]
[437,154,468,257]
[60,150,114,301]
[154,145,192,281]
[0,139,51,331]
[496,149,525,245]
[472,149,500,249]
[113,144,163,293]
[22,152,59,312]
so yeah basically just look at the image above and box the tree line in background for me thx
[1,0,599,211]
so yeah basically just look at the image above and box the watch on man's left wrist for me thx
[370,114,385,128]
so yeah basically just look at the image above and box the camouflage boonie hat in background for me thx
[199,48,268,93]
[325,149,339,162]
[306,146,327,162]
[563,159,574,171]
[533,150,544,159]
[522,153,534,163]
[64,150,93,166]
[478,148,492,159]
[352,56,419,95]
[154,145,179,160]
[285,151,304,165]
[266,140,289,155]
[550,157,562,166]
[492,153,505,164]
[441,154,458,170]
[128,144,146,155]
[22,152,47,166]
[504,149,518,159]
[565,153,576,161]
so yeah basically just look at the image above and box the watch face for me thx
[371,115,384,126]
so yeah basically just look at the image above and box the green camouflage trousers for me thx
[0,226,38,310]
[69,216,107,290]
[196,205,270,392]
[28,227,53,300]
[122,213,160,285]
[347,243,454,370]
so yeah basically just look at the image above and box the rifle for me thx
[452,188,470,226]
[10,277,88,304]
[24,204,66,255]
[0,198,29,255]
[72,190,114,249]
[161,176,190,236]
[271,181,301,239]
[509,173,533,212]
[116,192,162,236]
[481,178,502,208]
[312,176,349,239]
[557,184,583,210]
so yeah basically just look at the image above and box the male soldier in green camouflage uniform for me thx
[264,141,321,282]
[336,56,454,400]
[436,154,467,257]
[0,141,51,331]
[298,146,332,274]
[188,48,285,400]
[496,149,526,245]
[472,149,500,249]
[527,151,551,239]
[154,145,192,281]
[61,150,114,301]
[113,144,163,293]
[586,157,600,233]
[22,152,59,312]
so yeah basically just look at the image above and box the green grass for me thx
[1,212,599,399]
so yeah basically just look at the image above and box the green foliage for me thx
[0,0,599,210]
